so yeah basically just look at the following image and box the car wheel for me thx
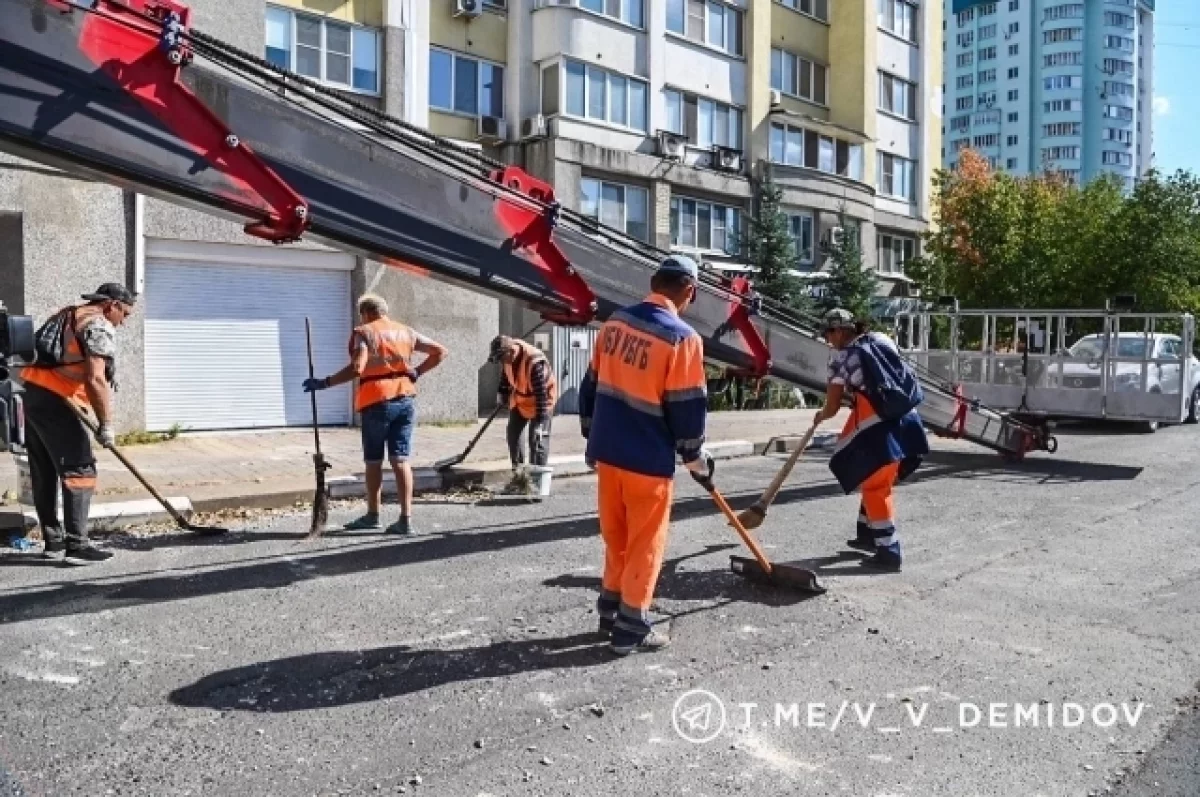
[1187,385,1200,425]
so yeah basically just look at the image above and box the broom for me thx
[304,317,331,538]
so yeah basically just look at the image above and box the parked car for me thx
[1049,333,1200,432]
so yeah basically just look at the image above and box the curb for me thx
[0,496,193,533]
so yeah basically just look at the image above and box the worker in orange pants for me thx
[579,254,710,656]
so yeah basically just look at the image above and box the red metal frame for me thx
[722,275,772,378]
[61,0,310,242]
[489,166,597,326]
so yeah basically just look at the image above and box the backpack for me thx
[854,334,923,421]
[31,307,77,367]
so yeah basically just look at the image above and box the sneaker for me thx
[862,550,902,572]
[609,628,670,657]
[343,513,382,531]
[597,617,614,638]
[845,537,875,554]
[62,546,113,566]
[41,538,66,561]
[386,516,415,535]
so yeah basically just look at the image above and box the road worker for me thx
[19,283,136,566]
[304,294,447,535]
[811,309,928,571]
[489,335,558,494]
[579,254,711,656]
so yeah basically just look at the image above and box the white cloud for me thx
[1153,96,1171,116]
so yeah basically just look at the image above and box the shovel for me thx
[68,403,229,536]
[432,402,504,471]
[736,423,818,531]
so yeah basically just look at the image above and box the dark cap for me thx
[81,283,137,306]
[820,308,856,333]
[487,335,509,363]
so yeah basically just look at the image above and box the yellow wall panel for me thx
[430,7,508,63]
[769,4,829,64]
[429,111,480,143]
[268,0,382,27]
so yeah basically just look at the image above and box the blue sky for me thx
[1151,0,1200,175]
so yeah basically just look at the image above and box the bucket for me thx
[10,452,62,518]
[528,465,553,498]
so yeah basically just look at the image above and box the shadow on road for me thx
[168,632,611,713]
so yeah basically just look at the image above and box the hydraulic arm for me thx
[0,0,1047,457]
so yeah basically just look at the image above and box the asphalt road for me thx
[1,421,1199,797]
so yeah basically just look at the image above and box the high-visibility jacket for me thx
[578,293,708,478]
[20,304,109,406]
[503,339,557,420]
[353,317,419,412]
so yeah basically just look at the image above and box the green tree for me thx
[815,205,877,319]
[740,175,810,313]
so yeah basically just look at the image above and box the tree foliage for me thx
[815,205,878,319]
[909,148,1200,314]
[741,176,811,314]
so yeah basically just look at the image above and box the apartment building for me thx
[417,0,941,324]
[942,0,1155,189]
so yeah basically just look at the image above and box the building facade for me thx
[942,0,1155,188]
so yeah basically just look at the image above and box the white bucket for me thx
[528,465,553,498]
[10,452,62,517]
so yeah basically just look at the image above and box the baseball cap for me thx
[820,308,856,333]
[82,283,137,306]
[487,335,508,363]
[655,254,699,283]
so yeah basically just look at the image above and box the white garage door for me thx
[144,241,353,431]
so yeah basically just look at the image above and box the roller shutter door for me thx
[144,241,353,431]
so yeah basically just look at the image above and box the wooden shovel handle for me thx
[756,424,817,510]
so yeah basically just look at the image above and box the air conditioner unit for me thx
[656,130,686,160]
[711,145,743,173]
[769,89,782,106]
[520,114,547,140]
[477,115,507,143]
[455,0,484,18]
[827,226,846,247]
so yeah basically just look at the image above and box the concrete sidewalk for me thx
[0,409,846,528]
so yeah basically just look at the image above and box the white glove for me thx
[683,449,713,475]
[96,423,116,448]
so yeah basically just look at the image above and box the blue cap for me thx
[656,254,699,282]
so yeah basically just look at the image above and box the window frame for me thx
[770,47,829,107]
[577,0,646,28]
[787,211,816,266]
[663,87,745,151]
[876,0,917,43]
[768,121,866,183]
[429,46,506,118]
[580,177,651,242]
[779,0,830,24]
[876,232,916,276]
[556,57,649,133]
[265,4,382,96]
[669,195,743,256]
[666,0,744,57]
[877,71,918,122]
[877,152,916,202]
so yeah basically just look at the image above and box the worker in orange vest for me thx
[304,294,447,534]
[488,335,558,492]
[578,255,711,656]
[19,283,136,566]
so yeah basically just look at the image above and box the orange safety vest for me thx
[353,317,419,412]
[20,304,108,406]
[504,339,557,419]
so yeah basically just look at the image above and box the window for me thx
[1044,4,1084,20]
[975,109,1000,126]
[1044,122,1081,137]
[1104,11,1134,30]
[956,8,974,25]
[561,59,647,131]
[1007,112,1018,122]
[1007,157,1018,169]
[979,46,997,61]
[956,52,974,68]
[1044,28,1083,44]
[771,48,829,105]
[1044,51,1083,67]
[877,233,916,275]
[1103,58,1134,76]
[877,0,916,42]
[1008,44,1019,56]
[1045,99,1082,113]
[1042,146,1081,160]
[1104,128,1134,144]
[265,6,380,94]
[1007,89,1018,101]
[951,137,970,152]
[957,32,974,48]
[955,96,974,111]
[1006,135,1018,146]
[670,196,741,254]
[579,0,644,26]
[1102,151,1133,167]
[667,0,743,56]
[974,134,999,148]
[878,72,918,121]
[1105,35,1135,52]
[1104,105,1134,121]
[581,178,649,242]
[781,0,830,23]
[663,89,743,150]
[877,152,916,201]
[977,91,997,106]
[979,69,996,84]
[1008,0,1018,9]
[950,114,970,132]
[1104,81,1135,98]
[788,212,815,265]
[1007,67,1018,79]
[768,122,865,181]
[979,24,997,40]
[1044,75,1081,91]
[430,48,504,116]
[978,3,996,16]
[956,74,974,90]
[1008,22,1019,34]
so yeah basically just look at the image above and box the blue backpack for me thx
[854,334,923,421]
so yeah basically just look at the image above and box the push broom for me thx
[304,317,332,538]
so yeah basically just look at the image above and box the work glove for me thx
[302,377,329,392]
[683,449,714,481]
[95,423,115,449]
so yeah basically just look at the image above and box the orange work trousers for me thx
[858,462,900,547]
[594,462,673,644]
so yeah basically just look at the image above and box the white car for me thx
[1054,333,1200,431]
